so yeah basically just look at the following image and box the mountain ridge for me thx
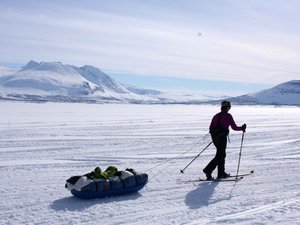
[227,80,300,105]
[0,60,299,105]
[0,61,169,103]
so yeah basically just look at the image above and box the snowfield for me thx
[0,102,299,225]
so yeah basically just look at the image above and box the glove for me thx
[242,124,247,132]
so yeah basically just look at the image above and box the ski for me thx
[178,170,253,184]
[228,170,254,178]
[213,176,244,182]
[178,176,243,184]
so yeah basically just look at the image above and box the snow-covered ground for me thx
[0,102,299,225]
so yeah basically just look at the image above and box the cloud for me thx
[0,0,300,88]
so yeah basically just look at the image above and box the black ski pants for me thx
[203,134,227,176]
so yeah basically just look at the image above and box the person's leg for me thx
[203,136,222,179]
[203,155,218,178]
[217,136,228,178]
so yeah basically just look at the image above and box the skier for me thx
[203,101,246,180]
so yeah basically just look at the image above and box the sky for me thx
[1,0,300,96]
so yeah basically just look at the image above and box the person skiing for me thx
[203,101,246,180]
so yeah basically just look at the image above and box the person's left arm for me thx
[228,114,243,131]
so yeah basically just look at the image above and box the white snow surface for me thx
[0,102,300,225]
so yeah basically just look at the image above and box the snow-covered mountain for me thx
[0,61,167,103]
[228,80,300,105]
[1,61,299,105]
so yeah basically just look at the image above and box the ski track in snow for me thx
[0,102,300,225]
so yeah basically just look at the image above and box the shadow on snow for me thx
[185,181,238,209]
[185,182,219,209]
[50,192,142,211]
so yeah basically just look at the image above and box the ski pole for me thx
[235,131,245,178]
[180,140,213,173]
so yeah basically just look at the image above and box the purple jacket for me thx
[209,111,243,132]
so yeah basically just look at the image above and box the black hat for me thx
[221,101,231,108]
